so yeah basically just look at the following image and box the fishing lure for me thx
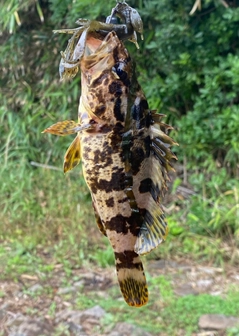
[43,1,177,307]
[51,0,143,80]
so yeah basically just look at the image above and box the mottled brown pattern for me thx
[139,178,161,202]
[76,29,177,306]
[115,250,143,269]
[105,197,115,208]
[87,168,125,194]
[105,214,130,234]
[118,197,128,204]
[45,26,176,307]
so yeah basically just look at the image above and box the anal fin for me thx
[135,204,168,256]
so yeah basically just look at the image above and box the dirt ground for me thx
[1,257,239,336]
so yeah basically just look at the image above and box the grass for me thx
[0,159,95,252]
[72,275,239,335]
[160,287,239,335]
[1,233,239,335]
[0,140,239,335]
[1,4,239,334]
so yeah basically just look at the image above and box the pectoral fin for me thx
[42,120,92,136]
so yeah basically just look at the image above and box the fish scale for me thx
[78,33,148,306]
[43,9,177,307]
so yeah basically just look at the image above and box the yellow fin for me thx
[42,120,92,136]
[63,135,81,173]
[42,120,78,135]
[135,206,168,256]
[116,252,148,307]
[117,264,148,307]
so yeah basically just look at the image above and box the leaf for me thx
[14,11,21,26]
[36,0,44,22]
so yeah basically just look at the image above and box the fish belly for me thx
[80,130,148,307]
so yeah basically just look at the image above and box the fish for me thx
[43,3,177,307]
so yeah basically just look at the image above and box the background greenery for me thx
[1,0,238,258]
[1,0,239,334]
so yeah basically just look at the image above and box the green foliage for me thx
[90,241,115,268]
[227,327,239,336]
[101,275,239,335]
[162,291,239,334]
[134,0,239,178]
[0,242,54,279]
[2,0,239,168]
[176,54,239,169]
[1,0,239,266]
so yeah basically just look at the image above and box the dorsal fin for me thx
[134,114,177,256]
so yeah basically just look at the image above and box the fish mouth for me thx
[80,31,121,73]
[83,31,120,58]
[84,35,105,56]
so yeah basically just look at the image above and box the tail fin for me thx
[115,251,148,307]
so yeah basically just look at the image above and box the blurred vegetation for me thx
[1,1,239,335]
[1,0,239,266]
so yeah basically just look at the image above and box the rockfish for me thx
[43,6,177,307]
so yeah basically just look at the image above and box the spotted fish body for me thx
[78,32,148,306]
[44,23,177,307]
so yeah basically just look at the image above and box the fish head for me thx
[79,31,131,127]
